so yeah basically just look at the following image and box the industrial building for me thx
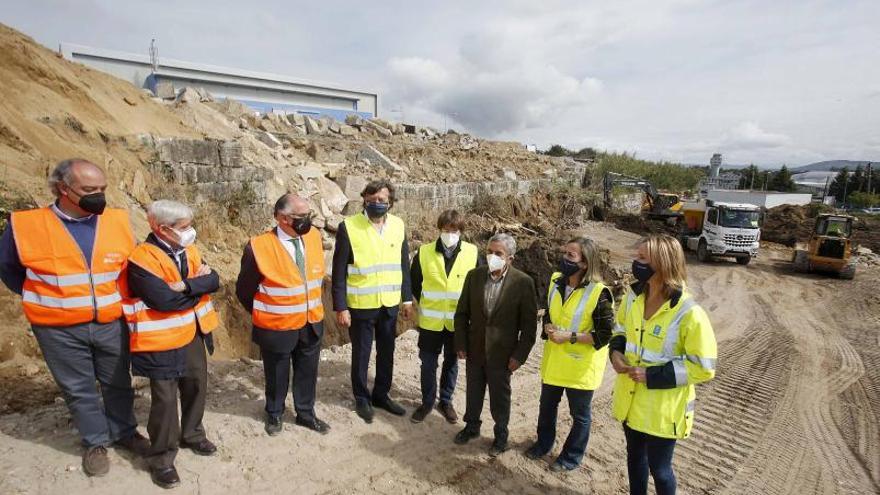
[60,42,378,120]
[707,190,812,209]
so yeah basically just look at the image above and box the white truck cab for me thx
[679,199,762,265]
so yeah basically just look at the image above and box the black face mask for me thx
[364,202,389,219]
[292,217,312,235]
[631,260,655,284]
[76,192,107,215]
[558,258,582,277]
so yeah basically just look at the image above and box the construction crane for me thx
[602,172,683,220]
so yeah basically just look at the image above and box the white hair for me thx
[148,200,193,227]
[488,232,517,256]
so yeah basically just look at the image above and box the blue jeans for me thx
[534,383,594,468]
[32,320,137,448]
[417,328,458,407]
[623,423,677,495]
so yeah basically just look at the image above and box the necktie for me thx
[291,238,305,274]
[178,249,189,278]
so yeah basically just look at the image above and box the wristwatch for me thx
[570,332,578,344]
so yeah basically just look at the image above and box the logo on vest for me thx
[103,252,125,264]
[652,325,662,337]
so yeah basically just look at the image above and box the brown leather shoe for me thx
[82,446,110,477]
[114,431,151,456]
[181,438,217,456]
[437,402,459,424]
[150,465,181,489]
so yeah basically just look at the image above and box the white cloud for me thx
[721,122,791,150]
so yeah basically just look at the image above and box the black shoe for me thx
[180,438,217,456]
[550,460,576,472]
[295,417,331,435]
[150,466,181,489]
[114,431,151,456]
[410,404,432,423]
[437,401,459,424]
[524,443,547,460]
[355,402,374,424]
[489,440,509,457]
[372,397,406,416]
[265,415,282,436]
[454,427,480,445]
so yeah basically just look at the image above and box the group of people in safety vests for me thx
[0,158,717,494]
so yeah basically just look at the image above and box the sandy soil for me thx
[1,221,877,495]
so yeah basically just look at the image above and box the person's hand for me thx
[336,310,351,328]
[196,263,212,277]
[457,350,467,360]
[549,330,570,344]
[168,281,186,292]
[400,303,413,321]
[610,351,631,374]
[508,358,521,372]
[628,366,647,383]
[543,323,558,335]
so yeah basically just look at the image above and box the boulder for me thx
[345,114,364,126]
[497,168,517,180]
[257,131,282,149]
[287,113,306,126]
[154,81,176,99]
[357,145,402,172]
[362,120,393,139]
[391,123,406,135]
[257,118,277,132]
[306,142,325,161]
[328,120,342,134]
[338,124,357,137]
[176,86,200,104]
[335,175,368,200]
[297,165,324,180]
[369,118,393,130]
[317,176,349,214]
[304,116,325,135]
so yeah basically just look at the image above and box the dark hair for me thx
[361,180,396,205]
[273,193,292,216]
[436,209,465,231]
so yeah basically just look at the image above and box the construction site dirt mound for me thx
[762,204,880,253]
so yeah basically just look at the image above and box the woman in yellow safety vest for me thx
[524,237,615,472]
[610,234,717,495]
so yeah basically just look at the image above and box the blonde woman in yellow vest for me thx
[331,180,414,424]
[409,210,481,424]
[524,237,615,472]
[609,234,717,495]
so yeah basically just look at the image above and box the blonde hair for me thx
[638,234,687,295]
[567,236,604,284]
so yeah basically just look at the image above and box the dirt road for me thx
[1,223,878,494]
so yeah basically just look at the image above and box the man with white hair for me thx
[453,232,538,456]
[124,199,220,489]
[0,158,148,477]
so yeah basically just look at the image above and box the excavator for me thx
[602,172,683,220]
[792,213,856,279]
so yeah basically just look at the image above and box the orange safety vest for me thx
[11,207,134,326]
[123,242,219,353]
[250,228,325,330]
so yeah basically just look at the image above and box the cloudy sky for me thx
[3,0,879,166]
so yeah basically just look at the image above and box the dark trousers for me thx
[32,320,136,448]
[462,361,511,443]
[146,333,208,469]
[417,328,458,407]
[349,309,397,404]
[262,323,322,420]
[535,384,594,468]
[624,423,677,495]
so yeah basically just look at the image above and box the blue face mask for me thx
[558,258,582,277]
[631,260,655,284]
[364,201,389,219]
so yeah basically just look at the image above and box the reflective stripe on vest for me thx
[11,207,134,326]
[540,273,609,390]
[124,243,218,352]
[344,213,405,309]
[250,229,325,330]
[417,241,478,331]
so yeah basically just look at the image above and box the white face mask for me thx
[440,232,460,248]
[487,253,506,273]
[174,226,197,248]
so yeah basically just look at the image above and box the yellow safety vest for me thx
[417,240,478,331]
[611,288,717,439]
[540,273,609,390]
[344,213,405,309]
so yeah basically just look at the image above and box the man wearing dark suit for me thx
[454,233,538,456]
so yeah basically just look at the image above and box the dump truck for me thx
[679,199,762,265]
[792,213,856,279]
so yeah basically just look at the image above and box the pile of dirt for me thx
[761,204,815,247]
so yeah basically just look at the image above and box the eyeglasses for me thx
[287,212,314,221]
